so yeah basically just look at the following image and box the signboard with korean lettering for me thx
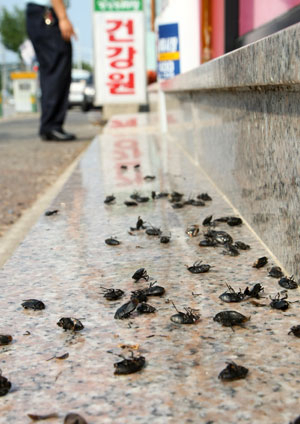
[93,0,146,104]
[157,23,180,80]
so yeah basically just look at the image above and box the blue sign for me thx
[158,23,180,80]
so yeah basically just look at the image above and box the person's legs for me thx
[26,4,73,138]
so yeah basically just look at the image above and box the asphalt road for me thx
[0,109,101,237]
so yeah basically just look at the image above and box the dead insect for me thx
[186,224,199,237]
[57,318,84,331]
[156,192,169,199]
[101,287,124,301]
[219,285,245,303]
[114,298,138,319]
[202,215,213,226]
[172,202,185,209]
[169,191,183,203]
[233,241,250,250]
[136,196,150,203]
[213,310,250,327]
[114,354,145,375]
[252,256,268,268]
[105,237,120,246]
[134,164,140,169]
[289,325,300,337]
[218,361,248,381]
[144,175,156,181]
[0,335,12,346]
[104,195,116,204]
[244,283,264,299]
[197,193,212,201]
[268,266,283,278]
[47,353,69,361]
[160,234,171,244]
[186,261,211,274]
[45,209,59,216]
[22,299,45,310]
[222,243,240,256]
[131,290,148,303]
[199,238,218,247]
[120,165,128,170]
[124,200,138,207]
[28,413,59,421]
[137,303,156,314]
[205,230,233,245]
[185,198,205,207]
[132,268,149,282]
[145,226,161,236]
[279,275,298,289]
[0,370,11,396]
[142,281,165,297]
[170,302,200,324]
[227,217,243,226]
[270,292,289,311]
[64,413,88,424]
[130,216,146,231]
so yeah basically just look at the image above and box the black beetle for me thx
[270,293,289,311]
[156,192,169,199]
[218,361,248,381]
[169,192,183,203]
[0,370,11,396]
[233,241,250,250]
[132,268,149,282]
[124,200,138,207]
[105,237,120,246]
[268,266,283,278]
[0,335,12,346]
[101,287,124,301]
[227,217,243,226]
[222,243,240,257]
[145,226,161,236]
[219,285,245,303]
[114,354,145,375]
[278,275,298,290]
[170,302,200,324]
[120,165,128,170]
[45,209,59,216]
[57,318,84,331]
[172,202,185,209]
[22,299,45,310]
[205,230,233,245]
[131,290,148,303]
[130,216,146,231]
[197,193,212,201]
[186,224,200,237]
[213,310,250,327]
[160,234,171,244]
[104,195,115,204]
[244,283,264,299]
[64,413,87,424]
[186,261,211,274]
[137,303,156,314]
[144,175,156,181]
[252,256,268,268]
[202,215,213,226]
[288,325,300,337]
[199,238,218,247]
[114,298,138,319]
[142,281,165,297]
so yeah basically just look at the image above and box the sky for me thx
[0,0,94,65]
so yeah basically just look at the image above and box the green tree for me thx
[0,6,26,57]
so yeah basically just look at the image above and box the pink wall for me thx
[212,0,225,58]
[239,0,300,36]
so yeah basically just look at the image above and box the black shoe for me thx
[41,129,76,141]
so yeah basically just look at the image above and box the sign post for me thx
[93,0,146,105]
[157,23,180,80]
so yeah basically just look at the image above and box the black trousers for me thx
[26,3,72,134]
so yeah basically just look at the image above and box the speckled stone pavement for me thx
[0,113,299,424]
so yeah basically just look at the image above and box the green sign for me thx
[94,0,143,12]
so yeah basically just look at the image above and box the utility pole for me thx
[151,0,156,32]
[0,35,6,116]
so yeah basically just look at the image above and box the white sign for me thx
[93,8,146,104]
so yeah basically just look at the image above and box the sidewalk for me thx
[1,112,296,424]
